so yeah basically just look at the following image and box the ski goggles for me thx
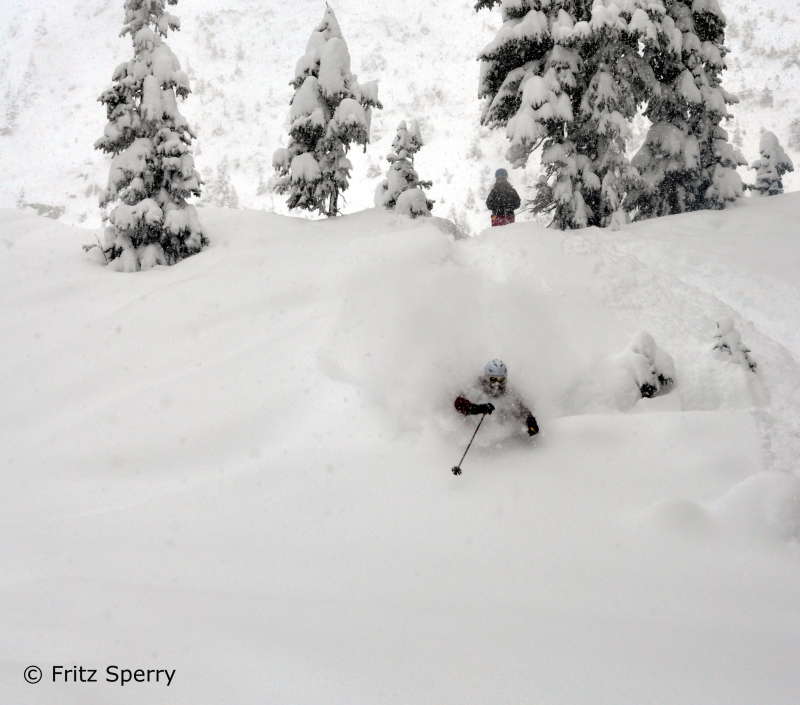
[489,376,506,384]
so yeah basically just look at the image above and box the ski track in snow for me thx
[571,232,800,475]
[596,198,800,478]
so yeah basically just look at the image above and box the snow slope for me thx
[2,193,800,703]
[1,0,798,233]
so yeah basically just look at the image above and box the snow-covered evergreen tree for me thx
[476,1,661,229]
[572,2,660,228]
[374,120,433,216]
[531,2,666,229]
[477,0,744,226]
[394,189,434,218]
[476,0,583,227]
[273,6,382,217]
[628,0,743,218]
[618,330,675,398]
[95,0,206,272]
[750,131,794,196]
[713,317,756,371]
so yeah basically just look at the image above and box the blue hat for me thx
[495,168,508,178]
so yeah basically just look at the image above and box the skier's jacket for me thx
[486,180,521,217]
[455,377,534,429]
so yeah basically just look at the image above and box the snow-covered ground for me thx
[2,192,800,703]
[1,0,799,233]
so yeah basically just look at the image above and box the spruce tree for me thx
[476,1,587,228]
[476,1,662,229]
[476,0,744,226]
[571,2,661,228]
[628,0,743,218]
[531,3,665,229]
[374,120,433,215]
[95,0,206,272]
[713,317,756,371]
[273,5,382,217]
[750,131,794,196]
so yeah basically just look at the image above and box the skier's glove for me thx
[471,402,495,415]
[526,415,539,436]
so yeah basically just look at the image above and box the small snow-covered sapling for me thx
[750,131,794,196]
[627,331,675,398]
[713,317,757,372]
[617,330,675,399]
[374,120,433,217]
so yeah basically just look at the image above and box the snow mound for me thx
[394,188,431,217]
[640,471,800,544]
[638,496,713,536]
[712,471,800,542]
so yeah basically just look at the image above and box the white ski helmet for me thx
[484,359,507,379]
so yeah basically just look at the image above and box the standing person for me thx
[486,169,521,227]
[454,359,538,436]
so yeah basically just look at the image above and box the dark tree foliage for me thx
[476,0,742,228]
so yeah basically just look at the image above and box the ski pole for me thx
[452,413,487,476]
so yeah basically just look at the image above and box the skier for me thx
[486,169,521,227]
[455,359,538,436]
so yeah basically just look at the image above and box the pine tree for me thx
[374,120,434,216]
[476,1,662,229]
[95,0,206,272]
[571,2,660,228]
[476,0,744,226]
[627,0,743,218]
[750,131,794,196]
[477,1,593,228]
[688,0,744,210]
[619,330,675,398]
[531,3,665,229]
[273,5,382,217]
[713,317,756,371]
